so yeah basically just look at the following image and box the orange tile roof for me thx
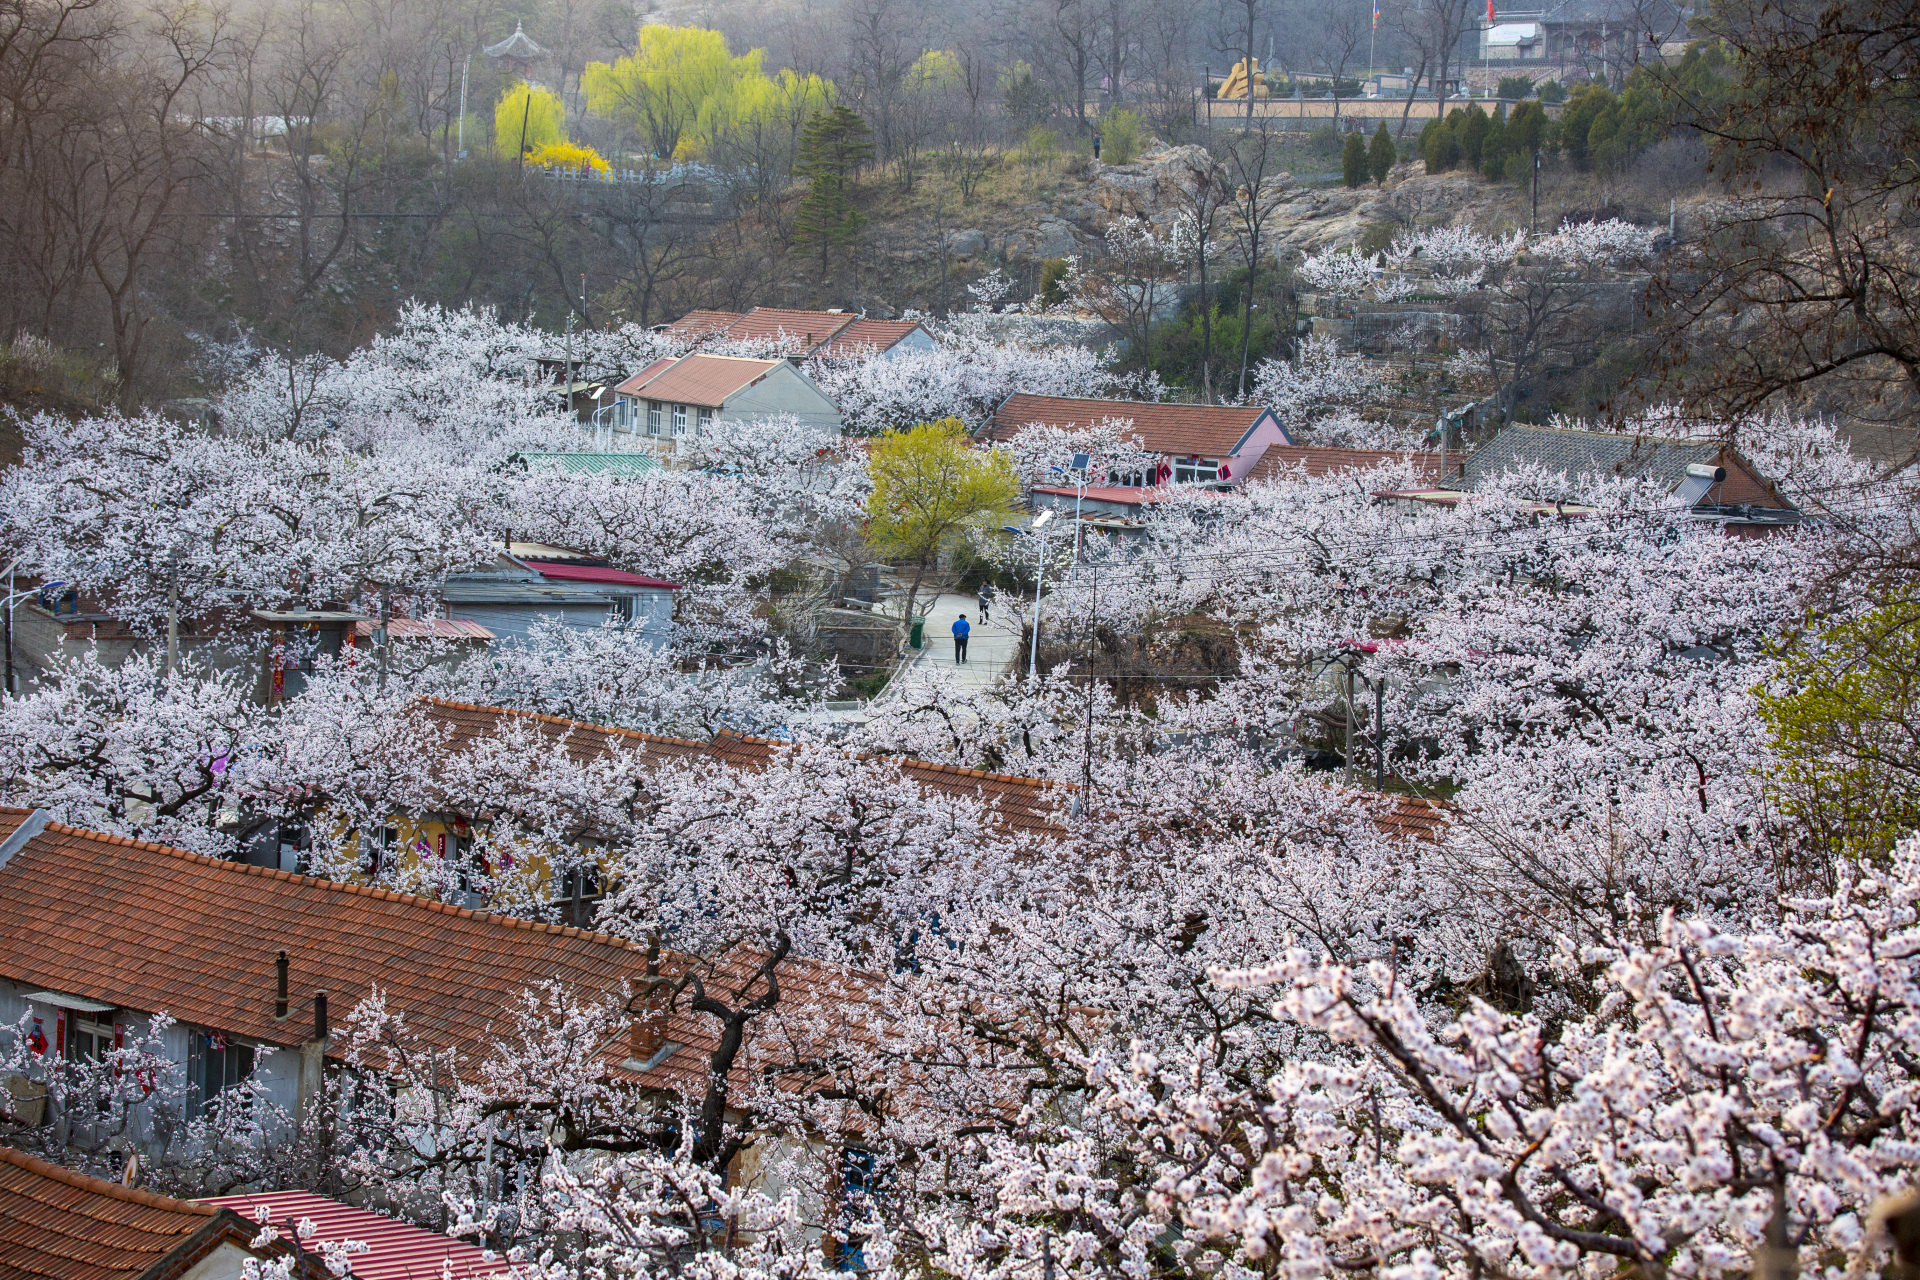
[1245,445,1448,485]
[812,318,928,359]
[421,699,1069,836]
[0,807,864,1098]
[992,394,1280,458]
[615,354,783,408]
[422,697,712,770]
[662,309,742,341]
[711,308,855,352]
[611,356,676,396]
[0,1146,286,1280]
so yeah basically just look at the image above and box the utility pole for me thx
[1532,147,1540,237]
[1375,676,1386,789]
[457,54,471,159]
[165,559,180,680]
[1343,662,1356,787]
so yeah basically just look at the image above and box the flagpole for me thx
[1370,0,1377,91]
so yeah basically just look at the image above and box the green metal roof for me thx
[513,451,662,477]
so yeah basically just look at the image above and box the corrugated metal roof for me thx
[993,395,1277,458]
[442,580,617,605]
[522,560,680,590]
[198,1191,521,1280]
[352,619,496,641]
[615,354,783,408]
[514,452,661,477]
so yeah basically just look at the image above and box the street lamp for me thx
[1003,509,1053,680]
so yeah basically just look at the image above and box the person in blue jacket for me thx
[952,613,970,664]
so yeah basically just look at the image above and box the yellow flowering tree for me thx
[865,418,1019,627]
[494,83,566,160]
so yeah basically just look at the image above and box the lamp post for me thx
[1004,508,1053,680]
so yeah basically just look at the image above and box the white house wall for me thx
[722,367,843,434]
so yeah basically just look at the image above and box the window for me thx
[187,1029,255,1118]
[647,401,663,435]
[275,823,308,875]
[696,407,714,434]
[671,404,688,436]
[611,596,636,626]
[1108,464,1150,487]
[1174,457,1220,484]
[837,1148,880,1271]
[67,1011,115,1063]
[362,826,397,877]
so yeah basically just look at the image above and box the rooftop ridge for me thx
[0,1143,216,1214]
[708,727,1066,793]
[35,819,641,952]
[420,695,712,756]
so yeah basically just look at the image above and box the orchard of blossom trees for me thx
[3,301,1920,1280]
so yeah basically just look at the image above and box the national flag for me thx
[1372,0,1379,28]
[1487,0,1496,19]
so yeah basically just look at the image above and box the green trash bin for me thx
[909,616,925,649]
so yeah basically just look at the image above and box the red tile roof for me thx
[611,356,676,396]
[661,310,741,341]
[0,1146,283,1280]
[521,560,681,590]
[0,807,861,1098]
[1245,446,1449,485]
[614,354,783,408]
[199,1191,520,1280]
[713,308,855,351]
[418,700,1071,837]
[992,394,1279,458]
[812,318,928,359]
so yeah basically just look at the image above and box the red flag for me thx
[1487,0,1495,19]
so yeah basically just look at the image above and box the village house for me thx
[1376,424,1802,534]
[0,806,866,1198]
[442,543,679,645]
[602,353,842,441]
[664,307,936,361]
[0,1145,297,1280]
[988,395,1297,499]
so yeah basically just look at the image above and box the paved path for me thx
[902,592,1021,691]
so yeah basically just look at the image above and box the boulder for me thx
[946,228,987,258]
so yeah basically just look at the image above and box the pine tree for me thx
[1368,123,1396,185]
[792,106,875,277]
[1341,132,1367,188]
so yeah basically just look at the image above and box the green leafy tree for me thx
[1558,85,1615,168]
[1100,108,1144,164]
[494,83,566,160]
[1368,123,1396,183]
[865,418,1020,627]
[1341,131,1367,187]
[1760,594,1920,860]
[1496,74,1535,100]
[792,105,874,277]
[1536,79,1566,103]
[1460,103,1491,168]
[1480,112,1509,179]
[1037,258,1070,307]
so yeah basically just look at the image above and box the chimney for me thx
[275,951,289,1019]
[313,990,328,1042]
[628,983,668,1061]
